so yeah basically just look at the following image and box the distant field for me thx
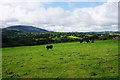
[2,39,119,78]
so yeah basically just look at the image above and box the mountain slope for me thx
[2,25,50,34]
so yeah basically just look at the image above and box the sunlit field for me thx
[2,39,118,78]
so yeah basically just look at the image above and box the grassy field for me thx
[2,39,119,78]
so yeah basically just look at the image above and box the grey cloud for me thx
[4,18,19,23]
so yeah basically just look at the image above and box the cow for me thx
[86,40,90,43]
[45,45,53,50]
[80,39,83,43]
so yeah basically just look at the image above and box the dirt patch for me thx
[38,67,45,69]
[91,72,97,76]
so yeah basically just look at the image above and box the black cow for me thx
[86,40,90,43]
[80,39,83,43]
[45,45,53,50]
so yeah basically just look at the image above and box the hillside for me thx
[2,39,118,78]
[2,25,51,35]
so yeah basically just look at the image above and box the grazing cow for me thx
[86,40,90,43]
[80,39,83,43]
[45,45,53,50]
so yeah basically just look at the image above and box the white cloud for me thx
[0,0,119,32]
[0,0,109,3]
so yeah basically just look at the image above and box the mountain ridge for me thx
[2,25,52,34]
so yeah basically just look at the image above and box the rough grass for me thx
[2,39,119,78]
[0,48,2,79]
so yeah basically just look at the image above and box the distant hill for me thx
[2,25,51,35]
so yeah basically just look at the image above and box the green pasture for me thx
[2,39,119,78]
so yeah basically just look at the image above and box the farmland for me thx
[2,39,119,78]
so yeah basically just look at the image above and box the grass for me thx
[68,36,82,39]
[2,39,119,78]
[0,48,2,79]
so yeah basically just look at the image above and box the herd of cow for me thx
[45,39,94,50]
[80,39,94,43]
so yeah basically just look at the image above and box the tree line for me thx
[2,32,120,47]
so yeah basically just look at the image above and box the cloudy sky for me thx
[0,0,119,32]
